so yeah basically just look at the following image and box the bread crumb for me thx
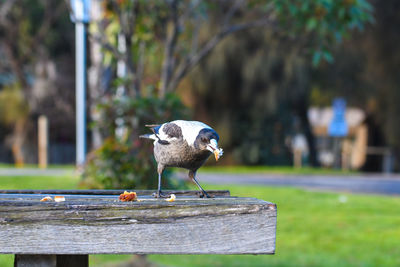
[165,194,176,202]
[40,196,53,202]
[54,196,65,202]
[119,191,137,202]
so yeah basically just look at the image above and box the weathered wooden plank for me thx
[14,255,88,267]
[0,189,230,197]
[0,194,276,255]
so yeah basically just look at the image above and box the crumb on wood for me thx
[40,196,53,202]
[54,196,65,202]
[119,191,137,202]
[165,194,176,202]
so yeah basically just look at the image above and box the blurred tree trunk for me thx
[2,41,29,166]
[10,119,26,167]
[297,99,319,167]
[88,0,107,149]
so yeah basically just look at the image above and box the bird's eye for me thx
[201,137,208,143]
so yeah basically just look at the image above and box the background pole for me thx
[75,20,86,166]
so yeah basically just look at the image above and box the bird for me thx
[140,120,223,198]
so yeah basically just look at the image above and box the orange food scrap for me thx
[119,191,137,202]
[40,196,53,202]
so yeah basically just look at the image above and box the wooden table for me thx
[0,190,277,267]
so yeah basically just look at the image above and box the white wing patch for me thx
[171,120,211,146]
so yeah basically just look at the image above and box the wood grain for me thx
[0,191,276,255]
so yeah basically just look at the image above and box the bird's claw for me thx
[199,191,211,198]
[153,191,170,198]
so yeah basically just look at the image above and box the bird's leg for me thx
[189,171,211,198]
[154,165,169,198]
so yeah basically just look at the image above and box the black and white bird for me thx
[140,120,223,198]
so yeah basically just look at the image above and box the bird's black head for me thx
[194,128,219,150]
[193,128,223,161]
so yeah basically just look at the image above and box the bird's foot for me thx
[199,191,212,198]
[153,190,170,198]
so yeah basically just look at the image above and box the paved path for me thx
[191,173,400,196]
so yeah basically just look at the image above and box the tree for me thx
[90,1,279,100]
[0,0,74,165]
[81,0,373,187]
[89,0,372,129]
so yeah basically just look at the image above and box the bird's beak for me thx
[207,139,223,161]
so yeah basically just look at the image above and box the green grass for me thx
[0,175,80,189]
[0,174,399,266]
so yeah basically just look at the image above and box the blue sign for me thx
[70,0,91,23]
[328,98,348,137]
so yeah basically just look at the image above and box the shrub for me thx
[81,92,189,189]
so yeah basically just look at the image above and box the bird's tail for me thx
[139,134,152,139]
[140,134,157,141]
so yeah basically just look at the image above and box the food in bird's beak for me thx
[213,147,224,161]
[165,194,176,202]
[214,150,220,161]
[207,139,223,161]
[119,191,137,202]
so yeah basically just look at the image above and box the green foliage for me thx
[82,91,189,189]
[83,137,154,189]
[272,0,374,66]
[0,83,29,125]
[310,86,339,106]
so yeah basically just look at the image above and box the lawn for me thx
[0,175,79,189]
[0,173,399,266]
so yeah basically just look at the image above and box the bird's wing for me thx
[143,120,214,146]
[154,122,186,144]
[161,122,183,139]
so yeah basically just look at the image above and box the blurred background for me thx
[1,0,400,266]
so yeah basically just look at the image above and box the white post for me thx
[75,0,87,166]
